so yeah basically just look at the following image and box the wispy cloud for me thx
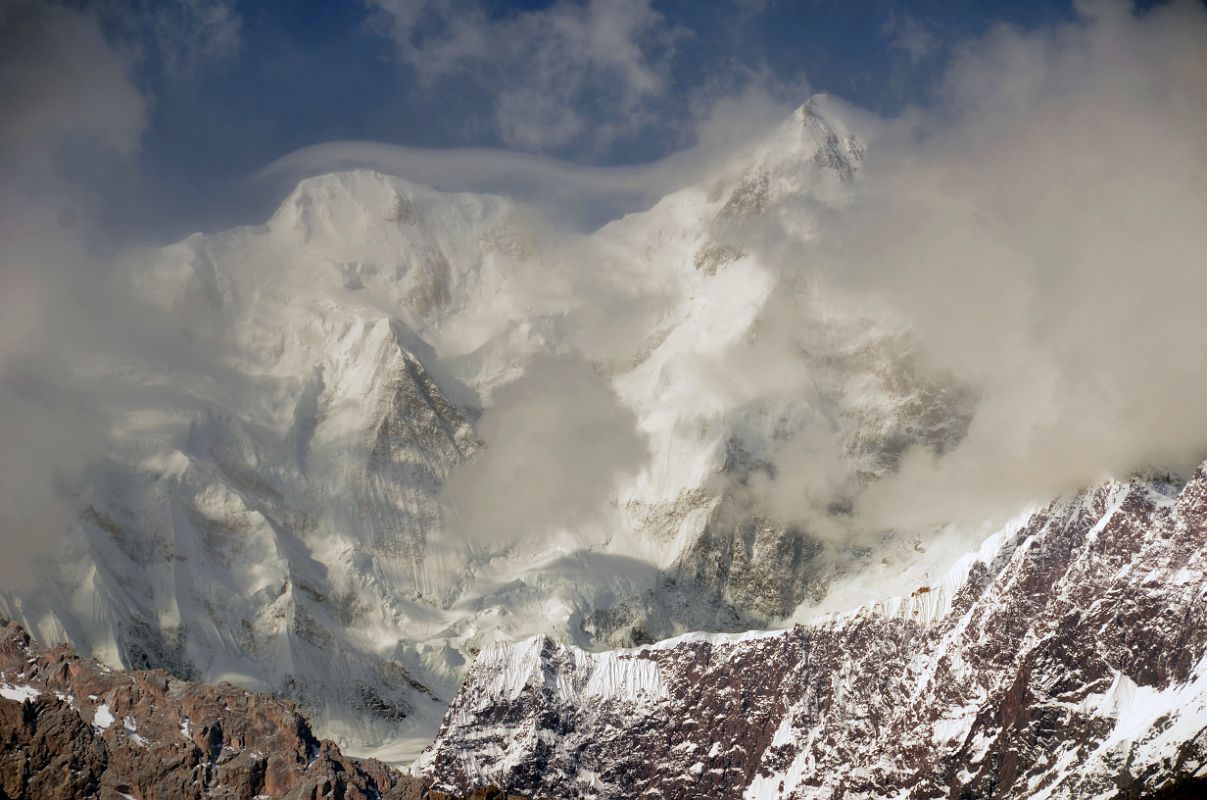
[0,0,248,587]
[881,14,940,64]
[441,355,647,552]
[103,0,243,75]
[820,0,1207,527]
[0,1,146,164]
[367,0,683,151]
[145,0,242,73]
[258,80,798,229]
[0,1,150,584]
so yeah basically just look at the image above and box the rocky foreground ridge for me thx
[0,622,518,800]
[422,470,1207,799]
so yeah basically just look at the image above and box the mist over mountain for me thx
[1,1,1205,795]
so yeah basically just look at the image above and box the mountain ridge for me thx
[420,468,1207,798]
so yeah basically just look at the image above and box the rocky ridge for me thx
[421,468,1207,799]
[0,621,517,800]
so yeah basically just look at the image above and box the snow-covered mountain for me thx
[421,469,1207,799]
[1,97,983,760]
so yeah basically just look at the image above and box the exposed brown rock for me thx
[424,472,1207,799]
[0,622,513,800]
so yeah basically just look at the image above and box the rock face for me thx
[421,470,1207,799]
[0,622,517,800]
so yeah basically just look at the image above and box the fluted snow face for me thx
[423,470,1207,799]
[0,100,978,757]
[0,171,532,753]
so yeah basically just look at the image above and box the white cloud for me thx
[368,0,681,151]
[882,14,940,63]
[0,2,147,165]
[441,355,647,551]
[258,81,798,230]
[95,0,243,75]
[0,1,150,586]
[813,0,1207,527]
[147,0,242,73]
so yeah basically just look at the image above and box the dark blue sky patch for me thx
[57,0,1175,238]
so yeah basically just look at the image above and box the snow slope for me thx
[1,97,977,758]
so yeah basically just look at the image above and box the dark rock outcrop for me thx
[0,622,518,800]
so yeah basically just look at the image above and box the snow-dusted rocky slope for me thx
[421,469,1207,799]
[1,97,975,758]
[0,622,433,799]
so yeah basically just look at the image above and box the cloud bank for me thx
[441,356,647,552]
[816,0,1207,527]
[0,1,148,584]
[368,0,680,152]
[416,0,1207,551]
[0,0,246,585]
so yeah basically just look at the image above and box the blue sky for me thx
[6,1,1174,237]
